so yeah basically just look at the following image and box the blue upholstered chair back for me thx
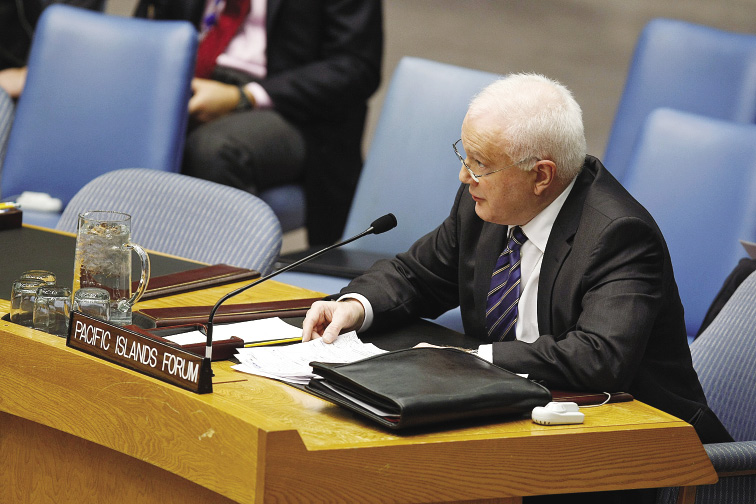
[338,57,500,255]
[0,89,13,178]
[622,108,756,338]
[656,271,756,503]
[681,271,756,503]
[56,169,282,275]
[691,271,756,442]
[0,4,196,225]
[604,18,756,182]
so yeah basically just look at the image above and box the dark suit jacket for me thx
[346,155,731,443]
[135,0,383,245]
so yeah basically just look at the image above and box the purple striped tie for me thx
[485,227,528,342]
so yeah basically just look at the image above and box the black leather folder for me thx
[307,347,552,430]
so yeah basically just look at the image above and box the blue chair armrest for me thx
[705,441,756,474]
[656,442,756,504]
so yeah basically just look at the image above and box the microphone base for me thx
[198,357,214,394]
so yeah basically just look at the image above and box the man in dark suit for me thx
[302,73,731,456]
[137,0,383,246]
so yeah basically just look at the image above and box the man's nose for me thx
[459,164,474,185]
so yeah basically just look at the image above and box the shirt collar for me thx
[514,177,577,254]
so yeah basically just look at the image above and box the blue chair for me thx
[57,169,282,275]
[657,271,756,504]
[276,57,501,331]
[258,185,306,234]
[0,88,13,177]
[0,4,196,228]
[622,108,756,339]
[604,18,756,182]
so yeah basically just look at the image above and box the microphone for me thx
[366,213,398,235]
[203,213,397,361]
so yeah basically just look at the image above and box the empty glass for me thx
[33,285,72,337]
[72,287,111,321]
[10,278,45,327]
[20,270,57,286]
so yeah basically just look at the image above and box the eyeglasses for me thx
[453,139,534,183]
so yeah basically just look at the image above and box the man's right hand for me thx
[301,299,366,344]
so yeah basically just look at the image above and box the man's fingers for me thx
[302,301,333,342]
[321,324,342,344]
[301,300,365,344]
[301,308,317,342]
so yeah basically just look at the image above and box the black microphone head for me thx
[370,213,397,235]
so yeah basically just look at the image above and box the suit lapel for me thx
[537,162,595,333]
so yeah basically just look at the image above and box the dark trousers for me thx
[182,66,306,195]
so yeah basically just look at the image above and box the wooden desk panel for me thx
[1,411,239,504]
[211,361,716,502]
[1,315,717,503]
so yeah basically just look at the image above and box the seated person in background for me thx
[302,74,731,449]
[137,0,383,246]
[0,0,103,98]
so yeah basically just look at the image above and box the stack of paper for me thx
[164,317,304,346]
[233,332,386,385]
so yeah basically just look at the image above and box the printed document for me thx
[232,332,386,385]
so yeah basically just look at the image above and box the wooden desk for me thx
[0,230,717,503]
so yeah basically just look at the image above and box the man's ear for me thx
[532,160,558,196]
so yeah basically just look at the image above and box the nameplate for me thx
[66,311,213,394]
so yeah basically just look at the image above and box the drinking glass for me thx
[72,287,111,321]
[10,279,44,327]
[20,270,57,286]
[33,285,72,337]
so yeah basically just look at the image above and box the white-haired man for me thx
[303,75,730,500]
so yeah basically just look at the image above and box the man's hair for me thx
[467,73,587,180]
